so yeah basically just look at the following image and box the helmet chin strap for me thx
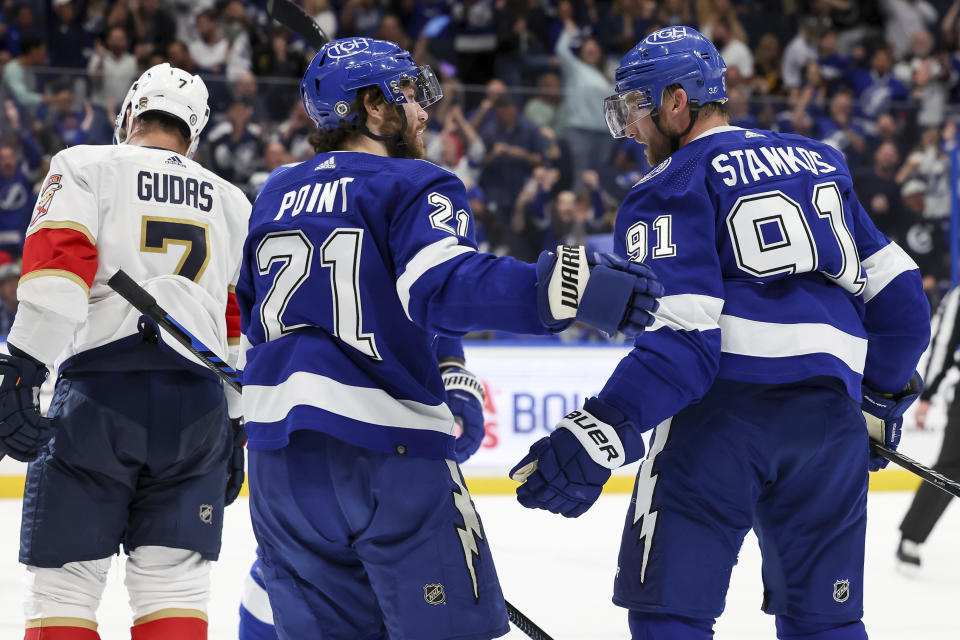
[651,102,700,154]
[359,104,409,156]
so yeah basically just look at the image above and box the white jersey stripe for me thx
[649,294,724,333]
[240,571,274,625]
[720,315,867,374]
[396,237,475,320]
[243,370,455,434]
[861,242,918,303]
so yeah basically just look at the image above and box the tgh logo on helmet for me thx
[327,38,370,60]
[645,27,689,45]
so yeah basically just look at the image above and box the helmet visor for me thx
[395,65,443,108]
[604,90,653,138]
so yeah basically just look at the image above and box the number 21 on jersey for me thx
[255,229,381,360]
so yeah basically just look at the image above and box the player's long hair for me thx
[308,86,415,159]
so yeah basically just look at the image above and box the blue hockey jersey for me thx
[236,152,550,459]
[599,126,930,437]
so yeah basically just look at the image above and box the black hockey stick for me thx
[267,0,329,49]
[107,269,240,392]
[108,269,555,638]
[871,443,960,499]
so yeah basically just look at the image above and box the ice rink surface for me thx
[0,490,957,639]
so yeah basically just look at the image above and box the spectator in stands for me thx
[467,77,507,132]
[87,25,137,114]
[751,32,783,95]
[132,0,177,58]
[881,0,938,60]
[478,94,544,229]
[2,5,40,57]
[727,87,758,128]
[711,18,753,81]
[104,0,137,47]
[307,0,339,41]
[899,177,946,292]
[232,72,269,128]
[698,0,746,42]
[220,0,254,80]
[850,46,909,120]
[247,141,295,200]
[556,20,614,191]
[658,0,695,27]
[190,9,230,74]
[47,0,92,71]
[0,145,32,256]
[897,126,951,221]
[340,0,387,39]
[208,101,263,185]
[855,141,905,239]
[782,16,821,91]
[450,0,499,93]
[252,27,309,123]
[817,29,853,89]
[426,104,485,190]
[895,30,952,128]
[522,73,559,133]
[0,251,18,336]
[278,101,315,160]
[378,14,412,52]
[817,89,867,164]
[2,36,58,112]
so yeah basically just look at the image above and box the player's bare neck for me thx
[126,131,189,156]
[342,134,390,158]
[679,114,730,149]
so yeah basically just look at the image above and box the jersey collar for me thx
[691,125,744,143]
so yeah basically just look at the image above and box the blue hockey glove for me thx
[862,372,923,472]
[0,345,54,462]
[536,246,663,337]
[510,397,643,518]
[225,418,246,506]
[440,360,486,463]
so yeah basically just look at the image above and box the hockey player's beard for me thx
[383,113,426,160]
[644,130,673,167]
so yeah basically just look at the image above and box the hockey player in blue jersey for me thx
[237,336,487,640]
[510,26,930,640]
[235,37,664,640]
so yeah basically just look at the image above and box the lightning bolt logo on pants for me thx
[632,418,672,585]
[446,459,483,602]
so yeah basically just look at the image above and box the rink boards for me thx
[0,344,942,496]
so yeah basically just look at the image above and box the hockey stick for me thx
[108,269,555,638]
[267,0,329,49]
[106,270,240,392]
[871,443,960,499]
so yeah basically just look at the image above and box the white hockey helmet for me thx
[114,63,210,158]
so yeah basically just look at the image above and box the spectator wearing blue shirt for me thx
[477,94,543,227]
[850,47,910,119]
[2,5,41,57]
[208,101,264,185]
[47,0,92,71]
[816,89,867,165]
[0,145,33,256]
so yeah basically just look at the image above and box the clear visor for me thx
[395,65,443,108]
[603,90,653,138]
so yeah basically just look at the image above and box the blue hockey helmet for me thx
[604,26,726,139]
[300,37,443,130]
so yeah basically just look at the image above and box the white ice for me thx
[0,491,957,639]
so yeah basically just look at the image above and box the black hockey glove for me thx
[0,345,54,462]
[225,417,246,506]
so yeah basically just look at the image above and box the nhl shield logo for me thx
[199,504,213,525]
[833,579,850,603]
[423,583,446,605]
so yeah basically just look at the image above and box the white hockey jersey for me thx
[9,144,250,374]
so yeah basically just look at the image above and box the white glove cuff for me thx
[556,407,625,470]
[547,245,590,320]
[441,369,485,404]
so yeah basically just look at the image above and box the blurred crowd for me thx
[2,0,960,342]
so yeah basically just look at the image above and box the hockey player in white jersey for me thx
[0,64,251,640]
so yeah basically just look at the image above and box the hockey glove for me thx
[0,345,54,462]
[510,397,642,518]
[225,418,246,506]
[862,372,923,472]
[536,246,663,337]
[441,360,486,463]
